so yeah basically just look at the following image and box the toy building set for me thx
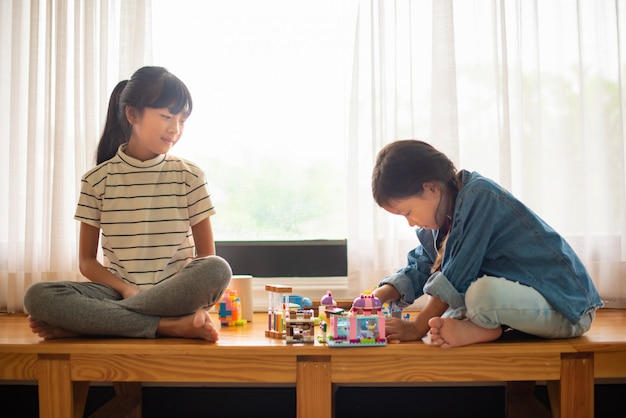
[265,284,315,343]
[265,285,395,347]
[320,293,387,347]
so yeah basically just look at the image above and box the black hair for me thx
[371,139,459,207]
[96,66,193,164]
[372,139,460,273]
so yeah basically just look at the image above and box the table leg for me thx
[560,352,594,418]
[90,382,142,418]
[505,381,551,418]
[297,356,332,418]
[38,354,77,418]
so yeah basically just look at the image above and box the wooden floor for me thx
[1,309,625,418]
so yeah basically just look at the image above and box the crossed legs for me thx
[427,276,593,348]
[25,256,231,340]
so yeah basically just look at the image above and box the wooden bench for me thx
[1,309,624,418]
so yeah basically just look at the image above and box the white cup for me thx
[229,275,254,322]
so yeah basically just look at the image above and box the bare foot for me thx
[157,309,220,342]
[428,317,502,348]
[28,316,79,340]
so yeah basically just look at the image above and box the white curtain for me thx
[0,0,151,313]
[1,0,625,313]
[346,0,626,308]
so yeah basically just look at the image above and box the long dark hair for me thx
[372,140,460,272]
[96,66,193,164]
[372,140,459,207]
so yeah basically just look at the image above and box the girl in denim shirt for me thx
[371,140,602,348]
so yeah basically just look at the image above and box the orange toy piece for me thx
[219,288,246,327]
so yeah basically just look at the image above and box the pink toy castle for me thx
[324,293,386,347]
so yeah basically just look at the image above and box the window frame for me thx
[215,240,347,278]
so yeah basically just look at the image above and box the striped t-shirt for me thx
[74,145,216,288]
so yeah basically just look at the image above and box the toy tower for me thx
[219,288,246,327]
[265,284,292,339]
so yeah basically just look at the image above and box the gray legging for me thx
[23,256,232,338]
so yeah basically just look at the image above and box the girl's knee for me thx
[23,282,50,315]
[190,255,232,287]
[464,277,504,327]
[465,276,500,309]
[208,255,232,283]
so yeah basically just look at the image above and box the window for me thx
[152,1,349,242]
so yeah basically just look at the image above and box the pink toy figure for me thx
[318,320,328,343]
[318,290,337,321]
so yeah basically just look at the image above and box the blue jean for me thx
[444,276,595,338]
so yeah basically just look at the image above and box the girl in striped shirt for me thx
[24,66,232,341]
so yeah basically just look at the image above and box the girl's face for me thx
[125,107,187,161]
[382,182,442,230]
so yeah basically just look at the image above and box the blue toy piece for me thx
[287,295,313,310]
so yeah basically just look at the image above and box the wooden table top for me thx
[1,309,623,354]
[1,309,624,383]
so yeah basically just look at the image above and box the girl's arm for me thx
[372,283,401,304]
[78,222,140,299]
[191,217,216,258]
[377,229,438,308]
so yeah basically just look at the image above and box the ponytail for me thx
[96,80,131,164]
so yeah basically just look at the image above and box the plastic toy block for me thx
[285,309,315,343]
[219,288,246,327]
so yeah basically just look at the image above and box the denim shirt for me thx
[379,170,603,324]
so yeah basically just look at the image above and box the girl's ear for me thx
[422,182,439,195]
[125,105,139,125]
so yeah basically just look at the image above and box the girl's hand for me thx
[385,317,422,342]
[120,286,140,299]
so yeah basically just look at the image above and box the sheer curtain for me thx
[0,0,151,313]
[346,0,626,308]
[1,1,625,313]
